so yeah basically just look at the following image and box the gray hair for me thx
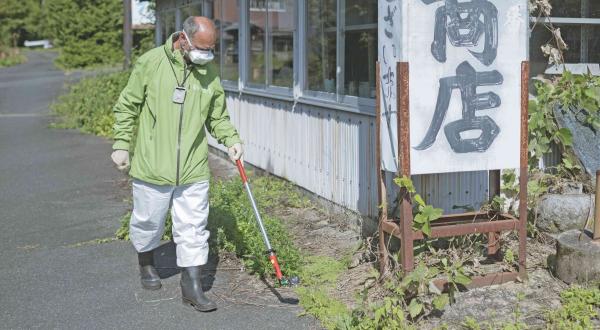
[183,17,199,37]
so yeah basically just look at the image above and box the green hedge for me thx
[51,70,130,137]
[45,0,123,68]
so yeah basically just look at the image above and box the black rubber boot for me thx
[138,251,161,290]
[180,266,217,312]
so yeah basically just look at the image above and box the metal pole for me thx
[594,170,600,240]
[123,0,133,70]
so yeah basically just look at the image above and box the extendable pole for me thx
[235,159,284,281]
[594,170,600,240]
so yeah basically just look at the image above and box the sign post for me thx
[377,0,530,287]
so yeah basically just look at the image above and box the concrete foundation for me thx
[555,229,600,284]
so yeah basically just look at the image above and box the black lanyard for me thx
[165,48,192,87]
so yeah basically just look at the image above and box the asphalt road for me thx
[0,51,316,330]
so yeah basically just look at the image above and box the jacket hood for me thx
[164,32,186,67]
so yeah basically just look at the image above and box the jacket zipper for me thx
[176,101,184,186]
[175,65,187,186]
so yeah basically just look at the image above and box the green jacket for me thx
[112,33,241,186]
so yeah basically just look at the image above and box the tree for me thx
[0,0,42,47]
[44,0,124,68]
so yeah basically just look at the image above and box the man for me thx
[110,16,243,312]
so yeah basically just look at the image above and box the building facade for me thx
[153,0,599,219]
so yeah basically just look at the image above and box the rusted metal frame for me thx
[375,61,390,276]
[398,62,414,272]
[429,215,517,227]
[518,61,530,279]
[385,210,517,230]
[488,170,502,258]
[425,211,517,225]
[433,272,519,291]
[382,218,519,240]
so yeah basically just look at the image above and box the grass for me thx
[0,47,26,68]
[50,70,130,138]
[296,255,352,329]
[546,286,600,329]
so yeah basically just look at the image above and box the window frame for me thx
[215,0,241,89]
[532,0,600,65]
[243,0,295,95]
[299,0,376,114]
[157,0,377,115]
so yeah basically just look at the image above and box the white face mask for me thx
[182,31,214,65]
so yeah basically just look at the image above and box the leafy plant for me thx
[51,70,131,138]
[394,176,444,236]
[439,257,471,303]
[529,71,600,169]
[546,286,600,329]
[0,46,26,67]
[297,287,351,329]
[296,256,353,330]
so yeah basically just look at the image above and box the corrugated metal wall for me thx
[209,92,491,218]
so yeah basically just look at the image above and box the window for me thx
[248,0,294,88]
[207,1,222,73]
[249,3,266,85]
[306,0,377,99]
[160,10,177,42]
[307,0,336,93]
[531,0,600,75]
[343,0,377,98]
[268,0,294,87]
[180,4,203,18]
[220,0,240,81]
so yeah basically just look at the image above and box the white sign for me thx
[378,0,402,173]
[408,0,528,175]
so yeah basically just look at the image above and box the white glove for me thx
[228,143,243,163]
[111,149,130,171]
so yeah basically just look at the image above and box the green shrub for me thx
[51,70,130,137]
[206,176,302,276]
[45,0,124,69]
[529,72,600,168]
[0,0,42,48]
[0,47,26,67]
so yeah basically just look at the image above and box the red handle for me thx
[236,159,248,183]
[269,253,284,280]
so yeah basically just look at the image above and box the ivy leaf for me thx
[421,205,443,221]
[555,128,573,146]
[528,100,538,113]
[393,175,416,193]
[414,213,427,224]
[408,299,423,318]
[584,87,600,104]
[432,294,450,310]
[421,221,432,236]
[414,194,426,207]
[454,273,472,286]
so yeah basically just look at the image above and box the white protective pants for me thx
[129,179,210,267]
